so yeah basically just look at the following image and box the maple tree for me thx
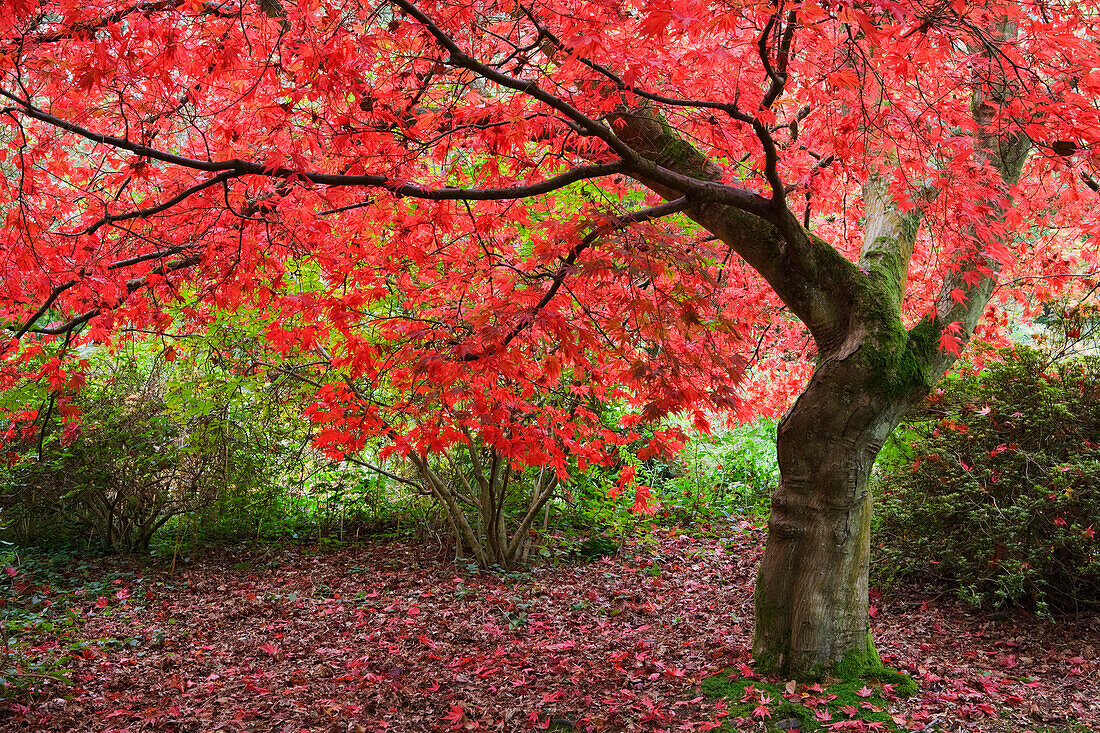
[1,0,1099,681]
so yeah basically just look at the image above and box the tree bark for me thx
[752,334,918,678]
[611,86,1026,676]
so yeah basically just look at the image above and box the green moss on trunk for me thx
[833,633,917,697]
[835,632,883,678]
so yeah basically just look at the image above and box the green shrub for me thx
[1,336,523,557]
[0,345,307,553]
[651,420,779,524]
[873,347,1100,612]
[547,420,778,543]
[2,354,183,552]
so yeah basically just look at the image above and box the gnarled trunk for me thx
[752,337,919,678]
[609,25,1026,677]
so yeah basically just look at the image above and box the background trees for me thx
[1,0,1098,678]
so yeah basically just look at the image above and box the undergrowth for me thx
[873,347,1100,612]
[0,549,168,700]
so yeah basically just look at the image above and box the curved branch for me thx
[379,3,770,212]
[518,7,749,120]
[385,0,635,160]
[753,9,798,208]
[344,457,425,491]
[915,22,1032,379]
[614,108,863,353]
[517,6,794,213]
[2,90,628,202]
[758,10,797,110]
[11,244,198,338]
[22,253,201,336]
[107,244,195,271]
[456,196,692,362]
[79,171,238,234]
[13,280,75,339]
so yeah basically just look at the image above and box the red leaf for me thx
[631,484,656,516]
[938,321,964,356]
[444,704,465,728]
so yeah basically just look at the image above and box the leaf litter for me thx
[2,527,1098,732]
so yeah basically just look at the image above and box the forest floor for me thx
[1,525,1098,732]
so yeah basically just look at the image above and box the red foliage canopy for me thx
[0,0,1097,471]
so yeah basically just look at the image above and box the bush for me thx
[544,420,778,546]
[873,347,1100,612]
[1,346,307,553]
[650,420,779,524]
[2,354,184,552]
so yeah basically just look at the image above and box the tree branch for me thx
[612,107,862,354]
[1,89,625,202]
[917,22,1031,378]
[78,172,238,235]
[752,9,798,209]
[859,175,924,309]
[11,245,198,338]
[386,0,634,159]
[344,456,424,491]
[23,253,201,336]
[455,196,691,361]
[520,5,794,212]
[518,7,748,119]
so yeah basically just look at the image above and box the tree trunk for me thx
[412,445,558,571]
[753,329,925,679]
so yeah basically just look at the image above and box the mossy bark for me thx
[752,311,931,681]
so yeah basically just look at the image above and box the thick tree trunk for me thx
[752,333,923,679]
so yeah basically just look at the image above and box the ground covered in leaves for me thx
[2,526,1098,732]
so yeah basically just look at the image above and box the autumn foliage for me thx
[0,0,754,489]
[0,0,1094,465]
